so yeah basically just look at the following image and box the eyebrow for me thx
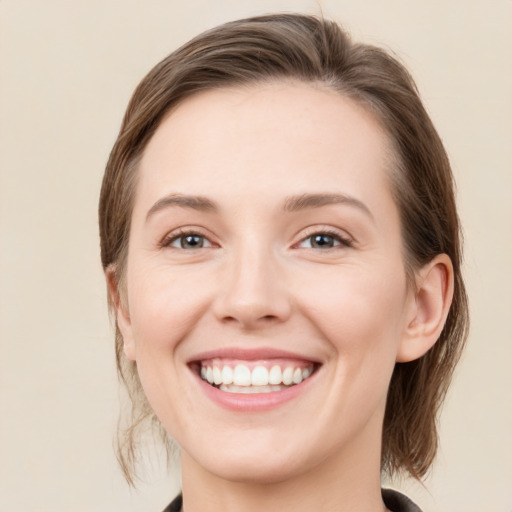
[146,192,373,221]
[283,193,374,219]
[146,193,218,220]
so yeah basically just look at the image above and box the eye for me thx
[297,231,353,250]
[164,231,213,250]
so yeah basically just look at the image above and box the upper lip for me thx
[187,347,322,364]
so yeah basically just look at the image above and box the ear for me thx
[397,254,454,363]
[105,265,137,362]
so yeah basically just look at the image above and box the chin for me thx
[180,430,316,485]
[204,455,307,485]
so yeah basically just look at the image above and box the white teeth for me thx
[199,362,315,391]
[213,366,222,385]
[292,368,303,384]
[221,365,233,385]
[282,367,294,385]
[251,366,269,386]
[233,364,252,386]
[219,384,286,394]
[268,365,282,385]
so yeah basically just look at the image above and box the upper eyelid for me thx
[161,227,216,247]
[294,225,355,244]
[159,225,355,247]
[295,234,353,250]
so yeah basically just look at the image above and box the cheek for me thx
[297,265,408,358]
[127,262,214,353]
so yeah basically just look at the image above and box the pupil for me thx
[313,234,333,248]
[182,235,203,248]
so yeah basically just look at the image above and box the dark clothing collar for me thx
[163,489,422,512]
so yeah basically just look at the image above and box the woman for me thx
[99,13,468,512]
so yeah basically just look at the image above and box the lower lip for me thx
[193,370,317,412]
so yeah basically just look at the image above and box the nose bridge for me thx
[214,235,290,327]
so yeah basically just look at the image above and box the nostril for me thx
[221,314,278,326]
[212,281,292,328]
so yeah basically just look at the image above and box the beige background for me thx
[1,1,511,511]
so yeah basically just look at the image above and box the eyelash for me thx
[295,228,354,250]
[161,228,354,251]
[160,228,213,249]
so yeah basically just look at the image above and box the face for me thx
[116,82,418,484]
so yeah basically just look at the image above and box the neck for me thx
[180,417,388,512]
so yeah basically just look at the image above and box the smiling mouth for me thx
[192,359,318,394]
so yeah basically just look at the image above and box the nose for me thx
[211,242,292,330]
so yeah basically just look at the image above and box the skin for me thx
[108,82,453,512]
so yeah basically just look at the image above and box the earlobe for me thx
[396,254,454,363]
[105,265,137,362]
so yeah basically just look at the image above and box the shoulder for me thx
[382,488,423,512]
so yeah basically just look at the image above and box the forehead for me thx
[135,82,395,214]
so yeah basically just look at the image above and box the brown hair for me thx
[99,13,468,484]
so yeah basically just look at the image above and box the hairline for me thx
[112,78,417,292]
